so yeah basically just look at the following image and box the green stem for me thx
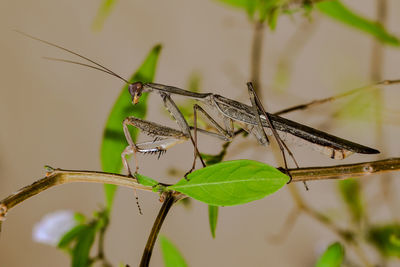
[139,192,176,267]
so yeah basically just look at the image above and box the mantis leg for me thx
[159,93,206,175]
[189,104,235,172]
[193,104,234,141]
[246,83,305,188]
[122,116,189,176]
[122,116,189,215]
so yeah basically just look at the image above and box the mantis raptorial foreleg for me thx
[122,117,189,176]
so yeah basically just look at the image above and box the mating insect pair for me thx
[19,32,379,187]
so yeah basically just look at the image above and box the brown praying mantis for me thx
[19,32,380,185]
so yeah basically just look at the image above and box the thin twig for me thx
[0,167,153,221]
[139,192,176,267]
[371,0,396,219]
[1,158,400,222]
[287,158,400,182]
[250,20,265,95]
[274,79,400,115]
[267,206,301,243]
[371,0,387,83]
[287,185,373,267]
[96,211,111,267]
[273,18,318,91]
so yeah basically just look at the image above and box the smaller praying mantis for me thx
[18,32,380,185]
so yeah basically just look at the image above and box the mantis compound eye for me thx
[129,82,143,104]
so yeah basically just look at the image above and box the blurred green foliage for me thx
[368,224,400,258]
[315,242,344,267]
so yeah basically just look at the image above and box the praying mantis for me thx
[19,32,380,183]
[123,81,379,179]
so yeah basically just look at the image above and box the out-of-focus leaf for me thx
[257,0,279,23]
[390,234,400,247]
[215,0,279,24]
[92,208,109,230]
[317,0,400,46]
[74,212,86,224]
[201,141,227,238]
[160,236,188,267]
[201,153,225,166]
[267,7,280,30]
[368,224,400,258]
[338,179,364,224]
[315,242,344,267]
[101,45,162,210]
[71,225,96,267]
[92,0,118,31]
[336,90,383,123]
[216,0,257,19]
[272,63,290,92]
[168,160,289,206]
[201,142,230,166]
[187,72,201,93]
[57,224,89,250]
[208,205,219,238]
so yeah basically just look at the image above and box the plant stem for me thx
[97,212,111,267]
[139,192,176,267]
[0,168,153,221]
[1,158,400,222]
[288,185,373,267]
[371,0,395,218]
[287,158,400,182]
[274,79,400,115]
[250,20,265,95]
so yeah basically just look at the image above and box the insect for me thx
[125,81,379,173]
[18,32,380,183]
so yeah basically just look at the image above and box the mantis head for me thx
[129,82,144,104]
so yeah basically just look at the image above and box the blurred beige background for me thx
[1,0,400,266]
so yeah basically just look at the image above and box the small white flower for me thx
[32,210,77,246]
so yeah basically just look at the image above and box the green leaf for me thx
[216,0,257,19]
[101,45,162,210]
[267,7,280,30]
[337,179,364,224]
[159,236,188,267]
[92,0,118,31]
[368,224,400,258]
[317,0,400,46]
[71,225,96,267]
[390,234,400,247]
[168,160,289,206]
[201,153,225,166]
[257,0,279,23]
[57,224,88,249]
[74,212,86,224]
[208,205,219,238]
[187,72,201,93]
[315,242,344,267]
[136,173,159,187]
